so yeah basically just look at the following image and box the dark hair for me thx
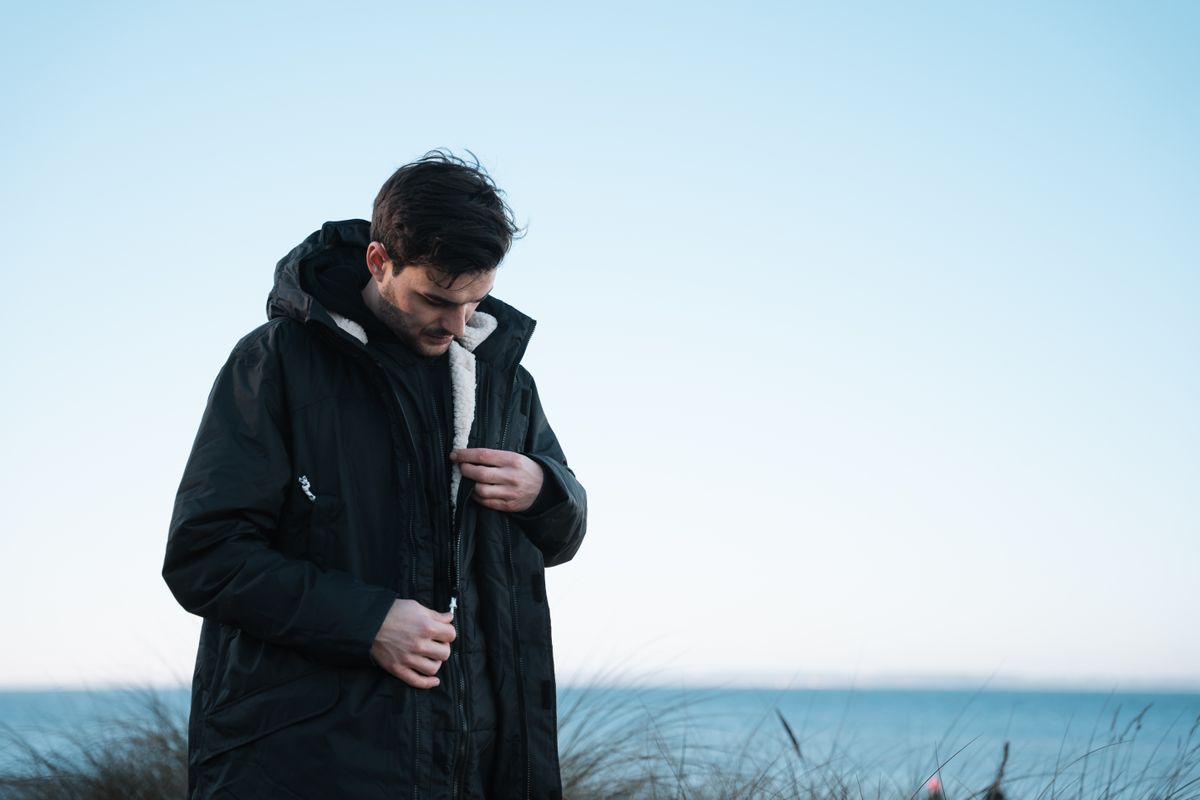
[371,150,521,277]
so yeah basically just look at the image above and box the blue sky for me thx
[1,1,1196,689]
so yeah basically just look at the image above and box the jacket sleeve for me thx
[511,372,588,567]
[163,335,396,667]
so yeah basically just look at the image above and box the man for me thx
[163,152,587,800]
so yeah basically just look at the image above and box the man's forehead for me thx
[423,267,496,297]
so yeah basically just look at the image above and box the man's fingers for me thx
[395,666,440,689]
[472,483,513,501]
[403,654,445,676]
[457,461,509,485]
[473,495,517,512]
[371,600,459,686]
[420,640,452,662]
[423,619,456,643]
[423,608,455,640]
[452,448,516,467]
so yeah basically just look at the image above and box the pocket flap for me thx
[200,670,339,763]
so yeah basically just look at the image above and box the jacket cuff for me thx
[509,454,586,566]
[358,588,400,666]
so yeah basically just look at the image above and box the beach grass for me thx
[1,686,1197,799]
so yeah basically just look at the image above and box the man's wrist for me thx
[517,455,565,516]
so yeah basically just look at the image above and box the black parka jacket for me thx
[163,220,586,800]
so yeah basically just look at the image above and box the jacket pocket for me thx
[198,670,339,764]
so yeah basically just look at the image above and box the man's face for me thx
[366,256,496,357]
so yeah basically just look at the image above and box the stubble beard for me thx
[370,296,451,358]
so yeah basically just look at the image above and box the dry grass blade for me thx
[777,709,803,761]
[982,741,1008,800]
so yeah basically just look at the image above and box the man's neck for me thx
[358,282,405,345]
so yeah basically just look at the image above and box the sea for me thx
[2,686,1198,797]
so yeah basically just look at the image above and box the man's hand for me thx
[451,448,544,513]
[370,599,456,689]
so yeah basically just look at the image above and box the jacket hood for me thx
[267,219,381,338]
[267,219,537,370]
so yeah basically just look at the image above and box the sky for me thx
[0,1,1196,691]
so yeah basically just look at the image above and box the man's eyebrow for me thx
[423,290,491,305]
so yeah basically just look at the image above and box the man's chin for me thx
[418,334,454,356]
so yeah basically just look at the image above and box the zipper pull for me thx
[298,475,316,502]
[448,593,458,616]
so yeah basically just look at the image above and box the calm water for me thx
[2,686,1197,796]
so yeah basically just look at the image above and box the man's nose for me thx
[442,306,469,337]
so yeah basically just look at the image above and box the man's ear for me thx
[365,242,390,281]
